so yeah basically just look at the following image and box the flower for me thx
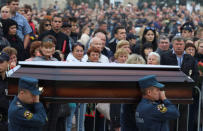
[198,61,203,72]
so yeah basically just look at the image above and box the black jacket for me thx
[5,35,26,61]
[195,53,203,63]
[102,47,113,59]
[161,50,199,82]
[108,38,118,54]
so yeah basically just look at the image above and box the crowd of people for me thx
[0,0,203,131]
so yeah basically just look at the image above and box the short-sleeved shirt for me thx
[11,13,32,41]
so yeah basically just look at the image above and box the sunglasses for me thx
[45,24,51,27]
[145,27,155,31]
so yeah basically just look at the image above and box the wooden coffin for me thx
[7,61,195,104]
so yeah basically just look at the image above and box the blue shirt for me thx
[11,13,32,41]
[136,98,180,131]
[8,96,47,131]
[172,49,186,66]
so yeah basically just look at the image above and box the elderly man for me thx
[94,30,113,58]
[8,76,47,131]
[161,36,199,131]
[161,36,198,81]
[83,37,109,63]
[155,35,171,56]
[136,75,179,131]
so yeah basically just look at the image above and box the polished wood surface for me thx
[8,62,194,104]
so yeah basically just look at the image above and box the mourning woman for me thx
[2,19,26,61]
[87,46,101,62]
[66,42,85,62]
[138,27,158,55]
[32,41,57,61]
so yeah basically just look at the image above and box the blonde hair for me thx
[116,40,130,51]
[197,39,203,48]
[126,54,146,64]
[114,48,129,59]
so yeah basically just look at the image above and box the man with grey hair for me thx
[147,52,160,65]
[83,37,109,63]
[161,36,198,81]
[161,36,198,131]
[94,31,113,58]
[156,35,171,56]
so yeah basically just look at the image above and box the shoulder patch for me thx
[157,104,167,113]
[24,110,33,120]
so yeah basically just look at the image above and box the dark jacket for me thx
[108,38,118,54]
[102,47,113,59]
[70,32,79,43]
[136,98,180,131]
[0,36,10,51]
[161,50,199,82]
[8,96,47,131]
[5,35,26,61]
[195,53,203,63]
[155,48,171,57]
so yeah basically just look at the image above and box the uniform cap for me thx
[0,52,9,62]
[19,76,40,95]
[138,75,164,89]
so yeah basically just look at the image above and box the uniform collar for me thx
[142,98,160,104]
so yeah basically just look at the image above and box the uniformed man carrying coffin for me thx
[8,76,47,131]
[136,75,180,131]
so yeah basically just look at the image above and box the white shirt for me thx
[82,54,109,63]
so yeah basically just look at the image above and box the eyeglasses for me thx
[145,27,155,31]
[45,24,51,27]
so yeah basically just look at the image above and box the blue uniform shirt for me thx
[8,96,47,131]
[11,13,32,41]
[136,98,180,131]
